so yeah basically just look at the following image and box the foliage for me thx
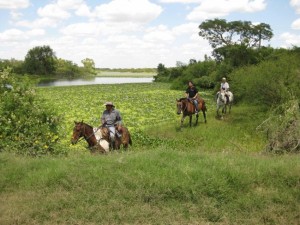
[199,19,273,49]
[0,69,65,156]
[23,45,57,75]
[0,58,24,74]
[154,63,170,82]
[229,49,300,106]
[81,58,96,75]
[257,99,300,153]
[55,58,84,78]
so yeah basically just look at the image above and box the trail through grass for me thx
[1,83,299,224]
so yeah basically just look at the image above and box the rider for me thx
[185,81,199,114]
[101,102,122,148]
[220,77,230,102]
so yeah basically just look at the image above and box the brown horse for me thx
[71,121,109,154]
[114,124,132,149]
[176,97,207,127]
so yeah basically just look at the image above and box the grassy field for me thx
[0,83,299,225]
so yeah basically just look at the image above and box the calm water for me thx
[38,77,154,87]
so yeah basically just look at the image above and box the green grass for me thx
[1,83,299,224]
[0,151,299,224]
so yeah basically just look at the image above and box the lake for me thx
[38,77,154,87]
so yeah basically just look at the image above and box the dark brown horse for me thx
[71,121,109,154]
[114,124,132,149]
[176,97,207,127]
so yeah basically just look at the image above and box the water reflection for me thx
[38,77,154,87]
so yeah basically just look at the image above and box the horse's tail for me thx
[199,98,207,111]
[129,133,132,146]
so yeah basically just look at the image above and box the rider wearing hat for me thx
[101,102,122,148]
[220,77,230,102]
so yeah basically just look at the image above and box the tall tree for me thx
[23,45,56,75]
[199,19,273,49]
[81,58,96,75]
[199,19,273,66]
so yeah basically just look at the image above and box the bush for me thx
[257,99,300,153]
[0,69,66,156]
[230,51,300,106]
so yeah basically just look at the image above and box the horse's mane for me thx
[178,97,187,101]
[77,121,93,130]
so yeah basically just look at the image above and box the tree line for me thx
[0,45,97,78]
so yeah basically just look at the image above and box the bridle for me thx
[73,123,96,144]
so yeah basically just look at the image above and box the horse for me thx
[114,124,132,149]
[216,90,233,119]
[71,121,110,154]
[176,97,207,127]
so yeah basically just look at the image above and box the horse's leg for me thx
[202,109,207,123]
[189,115,192,127]
[195,113,199,126]
[181,115,185,127]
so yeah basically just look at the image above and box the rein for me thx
[76,124,99,143]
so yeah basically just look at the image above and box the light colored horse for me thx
[71,121,110,154]
[216,91,233,119]
[94,127,110,152]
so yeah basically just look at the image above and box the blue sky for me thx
[0,0,299,68]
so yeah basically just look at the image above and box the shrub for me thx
[257,99,300,153]
[230,51,300,106]
[0,69,66,156]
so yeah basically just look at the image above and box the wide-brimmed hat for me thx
[104,102,114,106]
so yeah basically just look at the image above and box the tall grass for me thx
[0,149,299,225]
[0,83,299,224]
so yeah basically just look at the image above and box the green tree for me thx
[199,19,273,67]
[23,45,57,75]
[81,58,96,75]
[55,58,83,78]
[199,19,273,49]
[0,69,65,156]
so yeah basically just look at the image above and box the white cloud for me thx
[0,28,46,43]
[0,29,25,42]
[93,0,162,23]
[37,4,71,20]
[26,29,45,36]
[61,22,102,36]
[10,11,23,20]
[280,32,300,46]
[75,4,92,17]
[172,23,199,36]
[56,0,85,10]
[187,0,267,21]
[291,18,300,29]
[15,17,60,28]
[144,25,175,43]
[0,0,29,9]
[159,0,201,3]
[290,0,300,13]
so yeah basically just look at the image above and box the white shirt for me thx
[221,82,229,91]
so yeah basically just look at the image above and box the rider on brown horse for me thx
[185,81,199,114]
[100,102,122,149]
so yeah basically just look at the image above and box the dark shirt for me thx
[186,87,198,98]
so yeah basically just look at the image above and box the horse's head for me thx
[71,121,84,144]
[217,91,226,103]
[176,99,183,114]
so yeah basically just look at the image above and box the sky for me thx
[0,0,300,68]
